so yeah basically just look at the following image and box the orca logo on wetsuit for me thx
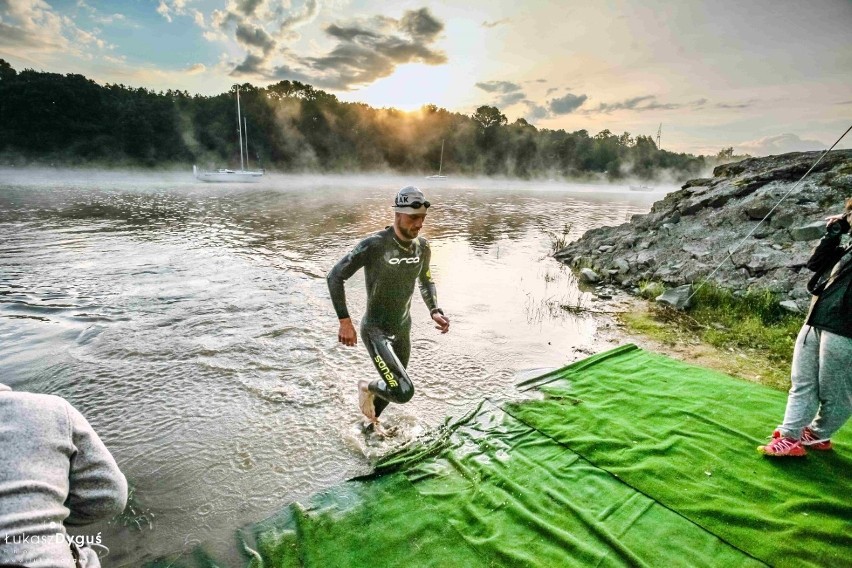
[389,256,420,265]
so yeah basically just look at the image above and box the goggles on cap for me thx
[396,200,431,210]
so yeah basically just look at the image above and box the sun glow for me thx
[339,64,458,112]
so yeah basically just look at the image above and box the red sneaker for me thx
[758,434,806,457]
[801,427,832,451]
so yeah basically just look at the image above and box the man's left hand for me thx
[432,312,450,334]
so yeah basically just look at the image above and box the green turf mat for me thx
[508,344,852,568]
[247,398,766,566]
[246,344,850,567]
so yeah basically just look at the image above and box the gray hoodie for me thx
[0,383,128,568]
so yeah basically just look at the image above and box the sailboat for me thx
[425,139,447,179]
[194,88,264,183]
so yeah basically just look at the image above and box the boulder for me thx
[745,204,773,220]
[612,258,630,274]
[770,211,796,229]
[579,268,600,283]
[790,221,827,242]
[656,285,693,310]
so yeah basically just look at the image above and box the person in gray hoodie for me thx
[0,383,128,568]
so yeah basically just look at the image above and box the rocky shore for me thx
[555,150,852,310]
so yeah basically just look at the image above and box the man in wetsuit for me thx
[327,186,450,425]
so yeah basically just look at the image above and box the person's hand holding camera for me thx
[826,211,852,236]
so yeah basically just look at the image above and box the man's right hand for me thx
[338,318,357,346]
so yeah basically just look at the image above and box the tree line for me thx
[0,59,708,180]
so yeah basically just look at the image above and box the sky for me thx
[1,0,850,156]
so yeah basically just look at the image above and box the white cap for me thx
[393,186,430,214]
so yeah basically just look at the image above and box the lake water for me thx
[0,169,667,566]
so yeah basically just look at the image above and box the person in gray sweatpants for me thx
[0,383,128,567]
[759,198,852,456]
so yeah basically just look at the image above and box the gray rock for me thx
[746,205,773,220]
[770,212,796,229]
[636,250,657,265]
[790,221,827,242]
[752,224,774,239]
[656,285,693,309]
[579,268,600,283]
[779,300,802,313]
[552,150,852,300]
[789,288,810,300]
[682,243,711,259]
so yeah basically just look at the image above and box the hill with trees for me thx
[0,59,708,180]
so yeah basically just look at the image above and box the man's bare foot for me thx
[358,380,376,422]
[363,420,387,437]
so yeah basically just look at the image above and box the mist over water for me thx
[0,169,667,566]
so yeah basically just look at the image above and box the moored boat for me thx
[194,88,264,183]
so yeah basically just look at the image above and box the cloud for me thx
[186,63,207,75]
[156,0,190,23]
[0,0,110,56]
[545,87,559,96]
[227,7,447,91]
[76,1,126,25]
[481,18,508,28]
[737,133,825,156]
[474,80,526,108]
[274,0,320,39]
[235,0,264,17]
[400,8,442,40]
[475,80,521,94]
[581,94,693,114]
[235,22,276,53]
[523,101,549,122]
[497,91,526,107]
[548,93,587,114]
[475,80,589,117]
[716,100,755,109]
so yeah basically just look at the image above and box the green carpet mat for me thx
[246,344,851,568]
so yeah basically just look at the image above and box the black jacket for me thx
[804,234,852,338]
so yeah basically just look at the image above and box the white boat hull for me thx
[194,165,263,183]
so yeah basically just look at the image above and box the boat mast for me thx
[237,87,245,171]
[244,117,250,170]
[438,139,444,175]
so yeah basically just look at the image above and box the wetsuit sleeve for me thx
[327,238,373,320]
[806,234,844,273]
[418,239,439,313]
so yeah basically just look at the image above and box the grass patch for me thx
[545,223,573,254]
[619,282,801,390]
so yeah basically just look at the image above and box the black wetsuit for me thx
[327,227,439,417]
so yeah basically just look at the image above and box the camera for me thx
[827,217,851,237]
